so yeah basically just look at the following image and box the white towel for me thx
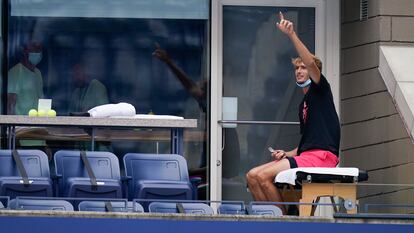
[274,167,359,185]
[111,114,184,120]
[88,103,136,118]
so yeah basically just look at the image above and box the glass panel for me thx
[0,10,3,115]
[4,0,209,199]
[222,124,301,202]
[222,6,315,201]
[10,0,209,19]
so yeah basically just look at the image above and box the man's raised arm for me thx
[276,12,321,84]
[152,43,204,100]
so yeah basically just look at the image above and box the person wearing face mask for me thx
[246,12,340,214]
[7,41,52,158]
[8,42,44,115]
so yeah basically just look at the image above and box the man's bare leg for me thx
[254,159,291,213]
[246,161,277,201]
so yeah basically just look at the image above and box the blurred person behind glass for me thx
[8,41,44,115]
[7,41,51,158]
[69,62,110,152]
[69,63,109,113]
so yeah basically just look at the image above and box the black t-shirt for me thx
[297,74,340,156]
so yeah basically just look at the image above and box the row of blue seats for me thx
[0,150,198,209]
[4,198,282,216]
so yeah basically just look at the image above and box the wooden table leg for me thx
[299,183,357,216]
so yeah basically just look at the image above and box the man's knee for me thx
[256,172,274,185]
[246,169,257,183]
[246,170,253,182]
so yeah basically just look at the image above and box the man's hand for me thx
[276,12,321,84]
[276,12,294,36]
[152,43,170,63]
[271,149,287,161]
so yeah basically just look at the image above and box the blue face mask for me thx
[296,79,311,88]
[28,52,42,66]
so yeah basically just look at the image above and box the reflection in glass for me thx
[4,0,210,199]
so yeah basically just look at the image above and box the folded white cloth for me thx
[88,103,136,118]
[274,167,359,185]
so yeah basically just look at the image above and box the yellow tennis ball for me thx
[38,110,46,117]
[47,109,57,117]
[28,109,38,117]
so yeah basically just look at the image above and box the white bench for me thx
[274,167,368,216]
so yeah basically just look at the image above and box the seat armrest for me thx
[50,174,62,197]
[51,174,62,181]
[190,176,203,186]
[121,176,132,199]
[121,176,132,182]
[190,176,203,200]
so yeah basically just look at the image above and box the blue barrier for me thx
[0,215,413,233]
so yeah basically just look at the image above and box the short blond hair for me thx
[291,56,322,72]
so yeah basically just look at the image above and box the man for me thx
[8,42,44,115]
[246,12,340,213]
[7,41,50,156]
[69,63,109,113]
[69,63,110,151]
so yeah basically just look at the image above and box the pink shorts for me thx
[288,149,339,168]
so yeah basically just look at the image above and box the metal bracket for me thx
[344,198,356,211]
[306,174,312,183]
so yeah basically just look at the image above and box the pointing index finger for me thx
[279,11,284,21]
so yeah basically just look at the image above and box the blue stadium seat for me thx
[218,203,246,215]
[78,200,143,212]
[0,196,9,208]
[148,202,213,214]
[123,153,194,205]
[0,150,52,199]
[247,203,283,216]
[9,198,74,211]
[54,150,122,199]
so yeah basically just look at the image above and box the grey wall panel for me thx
[342,16,390,49]
[378,0,414,16]
[341,91,396,124]
[342,43,379,73]
[392,17,414,42]
[341,0,380,23]
[341,0,360,23]
[342,138,414,170]
[341,114,408,150]
[341,68,387,99]
[358,164,414,198]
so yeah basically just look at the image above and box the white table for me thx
[0,115,197,155]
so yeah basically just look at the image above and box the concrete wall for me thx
[341,0,414,213]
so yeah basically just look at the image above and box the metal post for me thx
[7,126,12,149]
[171,128,183,155]
[11,126,16,150]
[91,128,95,151]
